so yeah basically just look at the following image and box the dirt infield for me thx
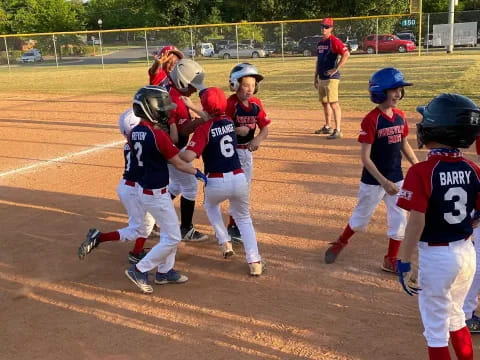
[1,93,479,360]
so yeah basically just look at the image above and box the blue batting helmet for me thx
[368,67,412,104]
[416,93,480,148]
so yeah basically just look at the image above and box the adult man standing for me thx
[313,18,350,139]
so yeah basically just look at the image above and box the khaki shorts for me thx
[318,78,340,103]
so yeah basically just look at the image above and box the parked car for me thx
[296,35,322,56]
[87,38,101,45]
[263,42,277,56]
[182,47,196,57]
[21,49,43,63]
[362,34,416,54]
[337,33,359,52]
[396,31,417,45]
[213,39,235,53]
[200,43,214,57]
[217,44,266,59]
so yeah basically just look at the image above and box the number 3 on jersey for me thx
[220,135,234,158]
[444,187,468,224]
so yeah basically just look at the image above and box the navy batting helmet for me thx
[132,86,176,129]
[416,93,480,148]
[368,67,412,104]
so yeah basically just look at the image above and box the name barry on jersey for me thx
[439,170,472,186]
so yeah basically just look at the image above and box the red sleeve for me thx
[397,162,433,213]
[464,158,480,210]
[226,96,236,121]
[186,121,211,157]
[331,36,348,55]
[251,98,271,129]
[395,109,409,137]
[153,129,179,160]
[358,113,377,144]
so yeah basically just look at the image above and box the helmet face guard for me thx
[416,93,480,148]
[132,86,176,129]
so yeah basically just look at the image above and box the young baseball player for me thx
[77,108,155,264]
[148,45,183,87]
[166,59,209,242]
[122,85,207,294]
[463,226,480,333]
[180,87,264,276]
[324,67,418,273]
[225,63,271,243]
[397,93,480,360]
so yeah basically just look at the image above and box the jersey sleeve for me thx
[226,96,236,122]
[395,109,409,137]
[186,122,210,157]
[153,129,179,160]
[397,163,432,213]
[252,98,271,129]
[358,114,376,144]
[331,36,348,55]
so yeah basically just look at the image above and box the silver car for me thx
[217,44,266,59]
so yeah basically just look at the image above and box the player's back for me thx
[418,155,480,243]
[129,121,171,190]
[201,116,241,174]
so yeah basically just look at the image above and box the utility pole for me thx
[447,0,457,53]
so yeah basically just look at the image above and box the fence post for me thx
[426,13,430,53]
[190,27,194,60]
[281,22,284,62]
[418,5,423,56]
[3,37,10,71]
[235,24,239,63]
[144,30,149,66]
[99,31,104,69]
[447,0,455,53]
[375,18,379,54]
[52,34,59,68]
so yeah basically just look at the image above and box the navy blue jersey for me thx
[358,107,409,185]
[398,150,480,244]
[225,94,271,145]
[122,142,142,182]
[129,120,179,189]
[187,116,242,174]
[316,35,348,80]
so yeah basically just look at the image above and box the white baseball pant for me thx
[237,148,253,184]
[203,171,261,264]
[135,186,182,273]
[418,239,475,347]
[168,149,198,201]
[463,227,480,319]
[348,181,407,240]
[116,179,155,241]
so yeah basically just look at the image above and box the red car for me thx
[362,34,416,54]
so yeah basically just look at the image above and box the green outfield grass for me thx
[1,51,479,113]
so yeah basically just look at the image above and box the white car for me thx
[200,43,214,57]
[217,44,266,59]
[21,49,43,63]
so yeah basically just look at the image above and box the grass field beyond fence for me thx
[1,52,479,114]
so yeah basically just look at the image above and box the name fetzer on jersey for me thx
[131,131,147,141]
[439,171,472,186]
[210,123,234,137]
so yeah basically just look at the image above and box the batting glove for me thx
[195,169,208,185]
[397,260,421,296]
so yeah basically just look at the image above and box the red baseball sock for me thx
[386,238,401,259]
[338,224,354,244]
[428,346,451,360]
[450,327,473,360]
[98,231,120,243]
[131,238,147,255]
[228,216,236,227]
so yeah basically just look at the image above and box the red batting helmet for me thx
[159,45,184,59]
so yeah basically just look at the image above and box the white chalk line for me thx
[0,140,124,178]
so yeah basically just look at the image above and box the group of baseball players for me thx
[77,45,270,293]
[76,22,480,359]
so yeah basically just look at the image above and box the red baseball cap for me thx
[200,87,227,116]
[160,45,184,59]
[321,18,334,27]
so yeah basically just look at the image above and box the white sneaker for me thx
[221,241,235,258]
[249,261,265,276]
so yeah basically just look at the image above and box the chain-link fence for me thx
[1,11,479,71]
